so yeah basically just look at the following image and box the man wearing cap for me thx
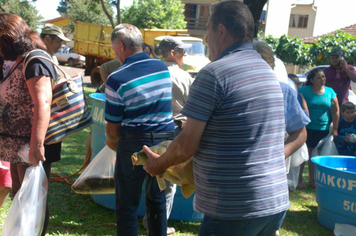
[145,36,193,235]
[324,48,356,107]
[35,23,69,235]
[40,23,71,64]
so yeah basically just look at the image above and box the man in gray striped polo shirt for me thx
[143,1,289,235]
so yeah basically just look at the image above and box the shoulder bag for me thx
[23,51,93,145]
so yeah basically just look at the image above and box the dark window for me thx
[289,14,308,28]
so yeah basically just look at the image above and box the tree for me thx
[0,0,43,31]
[275,35,312,66]
[99,0,121,28]
[244,0,268,37]
[310,30,356,65]
[121,0,186,29]
[57,0,114,33]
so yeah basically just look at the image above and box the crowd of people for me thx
[1,0,356,236]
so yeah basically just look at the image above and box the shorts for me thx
[306,129,329,148]
[44,142,62,163]
[0,161,12,187]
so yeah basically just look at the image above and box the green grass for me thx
[0,86,334,236]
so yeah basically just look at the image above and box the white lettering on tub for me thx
[321,172,326,184]
[337,178,347,189]
[327,175,335,187]
[343,200,356,213]
[93,107,105,124]
[315,168,355,191]
[348,180,356,191]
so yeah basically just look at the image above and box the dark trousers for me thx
[199,211,287,236]
[115,134,170,236]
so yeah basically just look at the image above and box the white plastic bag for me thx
[72,145,116,194]
[311,134,339,157]
[291,143,309,167]
[287,164,300,192]
[2,144,48,236]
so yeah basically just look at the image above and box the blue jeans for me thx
[199,211,286,236]
[115,136,168,236]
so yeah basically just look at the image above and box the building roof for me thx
[302,23,356,43]
[291,0,314,5]
[42,16,66,24]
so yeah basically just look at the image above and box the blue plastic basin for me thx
[88,93,203,221]
[311,156,356,230]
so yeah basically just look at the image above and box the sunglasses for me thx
[174,48,188,53]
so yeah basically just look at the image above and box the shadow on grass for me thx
[282,205,334,236]
[46,181,200,236]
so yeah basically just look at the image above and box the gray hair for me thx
[209,1,254,42]
[111,24,143,52]
[252,39,275,69]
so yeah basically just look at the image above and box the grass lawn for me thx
[0,86,335,236]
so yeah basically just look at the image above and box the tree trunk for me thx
[116,0,121,25]
[243,0,268,37]
[100,0,115,28]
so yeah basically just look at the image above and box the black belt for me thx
[121,131,174,139]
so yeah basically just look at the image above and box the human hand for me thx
[344,135,351,143]
[340,58,347,69]
[331,129,338,138]
[29,145,45,166]
[143,145,166,176]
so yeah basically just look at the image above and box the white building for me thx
[183,0,356,40]
[265,0,356,38]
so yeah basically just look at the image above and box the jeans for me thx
[142,179,177,229]
[198,211,286,236]
[115,135,168,236]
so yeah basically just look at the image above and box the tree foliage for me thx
[0,0,43,31]
[121,0,186,29]
[57,0,114,33]
[310,30,356,65]
[261,30,356,67]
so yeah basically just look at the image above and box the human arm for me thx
[300,93,309,116]
[330,96,340,137]
[143,117,206,176]
[26,75,52,166]
[340,60,356,83]
[285,127,307,158]
[148,44,160,59]
[105,122,121,151]
[100,64,110,84]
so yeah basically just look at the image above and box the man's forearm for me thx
[105,122,121,150]
[345,67,356,83]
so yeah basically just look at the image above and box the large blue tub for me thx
[88,93,203,221]
[311,156,356,230]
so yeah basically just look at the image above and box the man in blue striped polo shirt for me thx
[143,1,290,235]
[105,23,175,236]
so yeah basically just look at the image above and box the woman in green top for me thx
[299,67,339,188]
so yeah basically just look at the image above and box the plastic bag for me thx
[311,134,339,157]
[287,164,300,192]
[2,144,48,236]
[291,143,309,167]
[285,143,309,174]
[72,145,116,194]
[285,143,308,191]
